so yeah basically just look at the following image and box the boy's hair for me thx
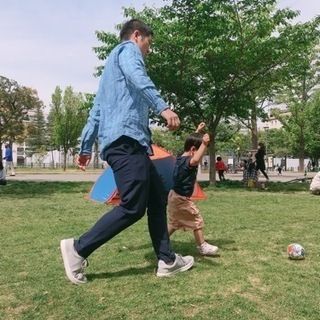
[120,19,154,41]
[184,132,203,152]
[217,156,222,161]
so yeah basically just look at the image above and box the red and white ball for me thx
[287,243,305,260]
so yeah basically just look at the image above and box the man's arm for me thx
[77,154,92,171]
[77,102,100,170]
[160,108,180,131]
[119,44,180,131]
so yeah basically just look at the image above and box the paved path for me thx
[197,170,316,183]
[6,170,316,183]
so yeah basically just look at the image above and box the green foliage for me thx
[92,0,320,182]
[151,128,187,155]
[26,103,47,155]
[273,44,320,170]
[80,93,96,112]
[48,86,88,170]
[305,89,320,162]
[0,76,43,157]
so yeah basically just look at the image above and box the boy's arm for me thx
[189,133,210,167]
[195,122,206,133]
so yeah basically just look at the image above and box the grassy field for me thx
[0,180,319,320]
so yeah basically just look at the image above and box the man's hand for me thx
[196,122,206,133]
[161,108,180,131]
[77,154,92,171]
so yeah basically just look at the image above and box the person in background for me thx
[247,159,258,187]
[277,165,282,175]
[3,144,15,176]
[0,161,6,185]
[60,19,194,285]
[241,159,249,185]
[167,123,219,256]
[254,142,269,181]
[216,156,227,181]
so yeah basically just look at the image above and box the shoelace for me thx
[74,259,88,281]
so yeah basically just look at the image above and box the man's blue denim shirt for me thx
[79,40,168,156]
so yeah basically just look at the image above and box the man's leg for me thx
[75,137,150,258]
[61,137,151,284]
[146,161,176,263]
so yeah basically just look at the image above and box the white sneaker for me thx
[60,238,88,284]
[197,242,219,256]
[156,254,194,277]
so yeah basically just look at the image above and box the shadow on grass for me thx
[0,181,93,199]
[87,245,224,281]
[87,265,155,280]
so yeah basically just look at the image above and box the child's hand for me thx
[196,122,206,133]
[203,133,210,146]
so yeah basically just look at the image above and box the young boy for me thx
[215,156,227,181]
[167,123,218,256]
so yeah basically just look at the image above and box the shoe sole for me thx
[156,257,194,277]
[60,239,86,285]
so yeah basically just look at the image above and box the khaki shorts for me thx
[168,190,204,231]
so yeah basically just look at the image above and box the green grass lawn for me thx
[0,180,319,320]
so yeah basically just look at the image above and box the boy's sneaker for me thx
[60,238,88,284]
[156,254,194,277]
[197,242,219,256]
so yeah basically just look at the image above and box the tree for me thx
[49,86,87,171]
[93,0,320,183]
[26,103,47,157]
[0,76,42,160]
[151,128,187,155]
[305,89,320,166]
[273,44,320,171]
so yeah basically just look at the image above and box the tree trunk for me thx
[251,114,258,150]
[298,140,305,172]
[63,150,67,171]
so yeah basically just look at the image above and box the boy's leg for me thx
[194,228,219,256]
[194,228,205,246]
[167,225,176,236]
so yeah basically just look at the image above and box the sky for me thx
[0,0,319,112]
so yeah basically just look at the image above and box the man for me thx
[3,144,15,176]
[60,19,194,285]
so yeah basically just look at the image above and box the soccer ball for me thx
[287,243,305,260]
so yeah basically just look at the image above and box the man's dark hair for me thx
[120,19,154,41]
[184,133,203,152]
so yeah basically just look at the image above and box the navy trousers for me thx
[74,136,175,263]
